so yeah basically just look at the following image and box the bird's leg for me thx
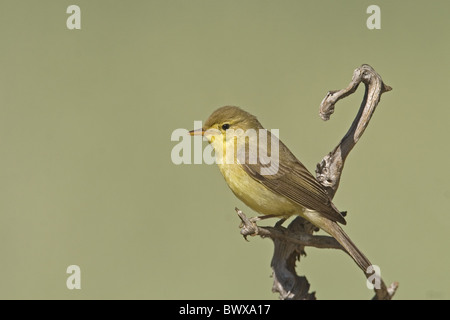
[250,214,287,229]
[240,213,281,229]
[274,218,287,227]
[248,214,280,223]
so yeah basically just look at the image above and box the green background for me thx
[0,0,449,299]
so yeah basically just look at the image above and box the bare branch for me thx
[316,64,392,199]
[236,64,396,300]
[315,64,396,300]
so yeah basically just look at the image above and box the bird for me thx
[189,105,372,274]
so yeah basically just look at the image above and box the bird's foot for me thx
[235,208,259,241]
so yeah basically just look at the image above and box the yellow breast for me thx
[218,163,300,217]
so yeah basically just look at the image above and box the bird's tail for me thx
[323,220,372,273]
[303,210,371,273]
[303,210,389,298]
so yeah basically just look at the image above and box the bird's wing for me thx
[239,131,346,225]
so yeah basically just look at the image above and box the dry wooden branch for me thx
[237,64,398,300]
[316,64,392,199]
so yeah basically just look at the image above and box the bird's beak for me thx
[189,128,205,136]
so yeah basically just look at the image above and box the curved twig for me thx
[316,64,392,199]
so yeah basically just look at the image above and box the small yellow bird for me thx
[190,106,372,274]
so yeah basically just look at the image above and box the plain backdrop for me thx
[0,0,449,299]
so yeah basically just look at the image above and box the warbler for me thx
[190,106,372,273]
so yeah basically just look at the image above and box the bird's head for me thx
[189,106,263,144]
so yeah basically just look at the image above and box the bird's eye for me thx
[222,123,230,130]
